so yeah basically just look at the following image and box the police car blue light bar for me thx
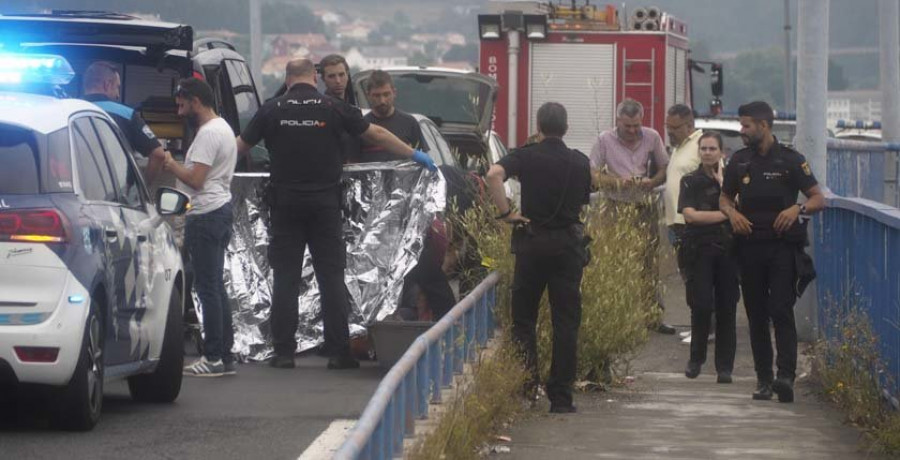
[0,53,75,85]
[836,119,882,130]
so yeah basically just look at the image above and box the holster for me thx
[511,222,591,267]
[794,245,816,298]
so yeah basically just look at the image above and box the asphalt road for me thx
[0,351,385,460]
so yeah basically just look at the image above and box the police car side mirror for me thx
[155,187,191,216]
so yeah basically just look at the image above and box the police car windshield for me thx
[0,125,72,194]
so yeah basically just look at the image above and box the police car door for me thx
[70,115,139,365]
[91,116,161,364]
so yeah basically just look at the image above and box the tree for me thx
[261,2,325,35]
[409,51,434,67]
[725,47,785,111]
[373,11,416,42]
[442,44,478,64]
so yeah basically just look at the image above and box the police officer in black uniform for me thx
[485,102,592,413]
[236,59,436,370]
[82,61,166,184]
[720,101,825,402]
[678,131,739,383]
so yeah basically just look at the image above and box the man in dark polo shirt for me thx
[720,101,825,403]
[485,102,592,414]
[82,61,166,184]
[359,70,428,162]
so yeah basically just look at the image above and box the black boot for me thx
[549,403,577,414]
[716,372,733,384]
[684,361,702,379]
[752,380,773,400]
[655,323,677,335]
[269,354,295,369]
[772,377,795,403]
[328,354,360,370]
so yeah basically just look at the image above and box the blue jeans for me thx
[185,202,234,362]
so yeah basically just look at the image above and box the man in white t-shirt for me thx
[164,78,238,377]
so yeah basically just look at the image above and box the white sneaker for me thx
[681,334,692,344]
[183,356,224,377]
[679,330,692,338]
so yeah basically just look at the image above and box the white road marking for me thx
[298,419,357,460]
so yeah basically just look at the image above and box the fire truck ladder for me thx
[621,48,656,128]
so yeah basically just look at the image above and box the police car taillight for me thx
[15,346,59,363]
[0,53,74,86]
[0,209,68,243]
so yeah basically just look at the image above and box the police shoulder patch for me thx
[801,161,812,176]
[142,125,157,139]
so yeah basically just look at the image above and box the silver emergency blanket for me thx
[196,163,445,361]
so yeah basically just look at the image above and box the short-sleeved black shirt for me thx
[678,167,728,241]
[339,107,363,164]
[359,109,428,162]
[240,83,370,191]
[83,94,161,157]
[722,140,818,240]
[498,137,591,229]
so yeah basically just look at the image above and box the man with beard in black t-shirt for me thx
[358,70,429,162]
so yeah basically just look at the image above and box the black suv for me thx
[0,10,268,170]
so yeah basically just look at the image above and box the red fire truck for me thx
[478,1,691,153]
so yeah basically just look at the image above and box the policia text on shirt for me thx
[719,101,825,404]
[235,58,436,370]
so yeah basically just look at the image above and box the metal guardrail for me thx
[334,272,502,460]
[826,138,900,208]
[812,191,900,403]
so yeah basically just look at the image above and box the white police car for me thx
[0,53,189,430]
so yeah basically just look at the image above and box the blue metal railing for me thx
[335,272,501,460]
[826,138,900,208]
[812,191,900,401]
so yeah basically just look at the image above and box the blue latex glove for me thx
[411,149,437,172]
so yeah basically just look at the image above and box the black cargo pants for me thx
[268,189,352,359]
[511,225,585,408]
[683,240,739,373]
[738,240,799,382]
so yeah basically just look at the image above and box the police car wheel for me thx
[127,285,184,403]
[53,301,104,431]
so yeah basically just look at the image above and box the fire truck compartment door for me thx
[529,43,615,154]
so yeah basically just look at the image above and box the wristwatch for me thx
[798,203,807,214]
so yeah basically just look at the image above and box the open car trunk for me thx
[0,13,265,170]
[0,14,193,51]
[1,14,193,156]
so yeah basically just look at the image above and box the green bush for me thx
[407,198,656,458]
[460,198,656,383]
[812,295,900,455]
[406,336,528,460]
[537,201,656,382]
